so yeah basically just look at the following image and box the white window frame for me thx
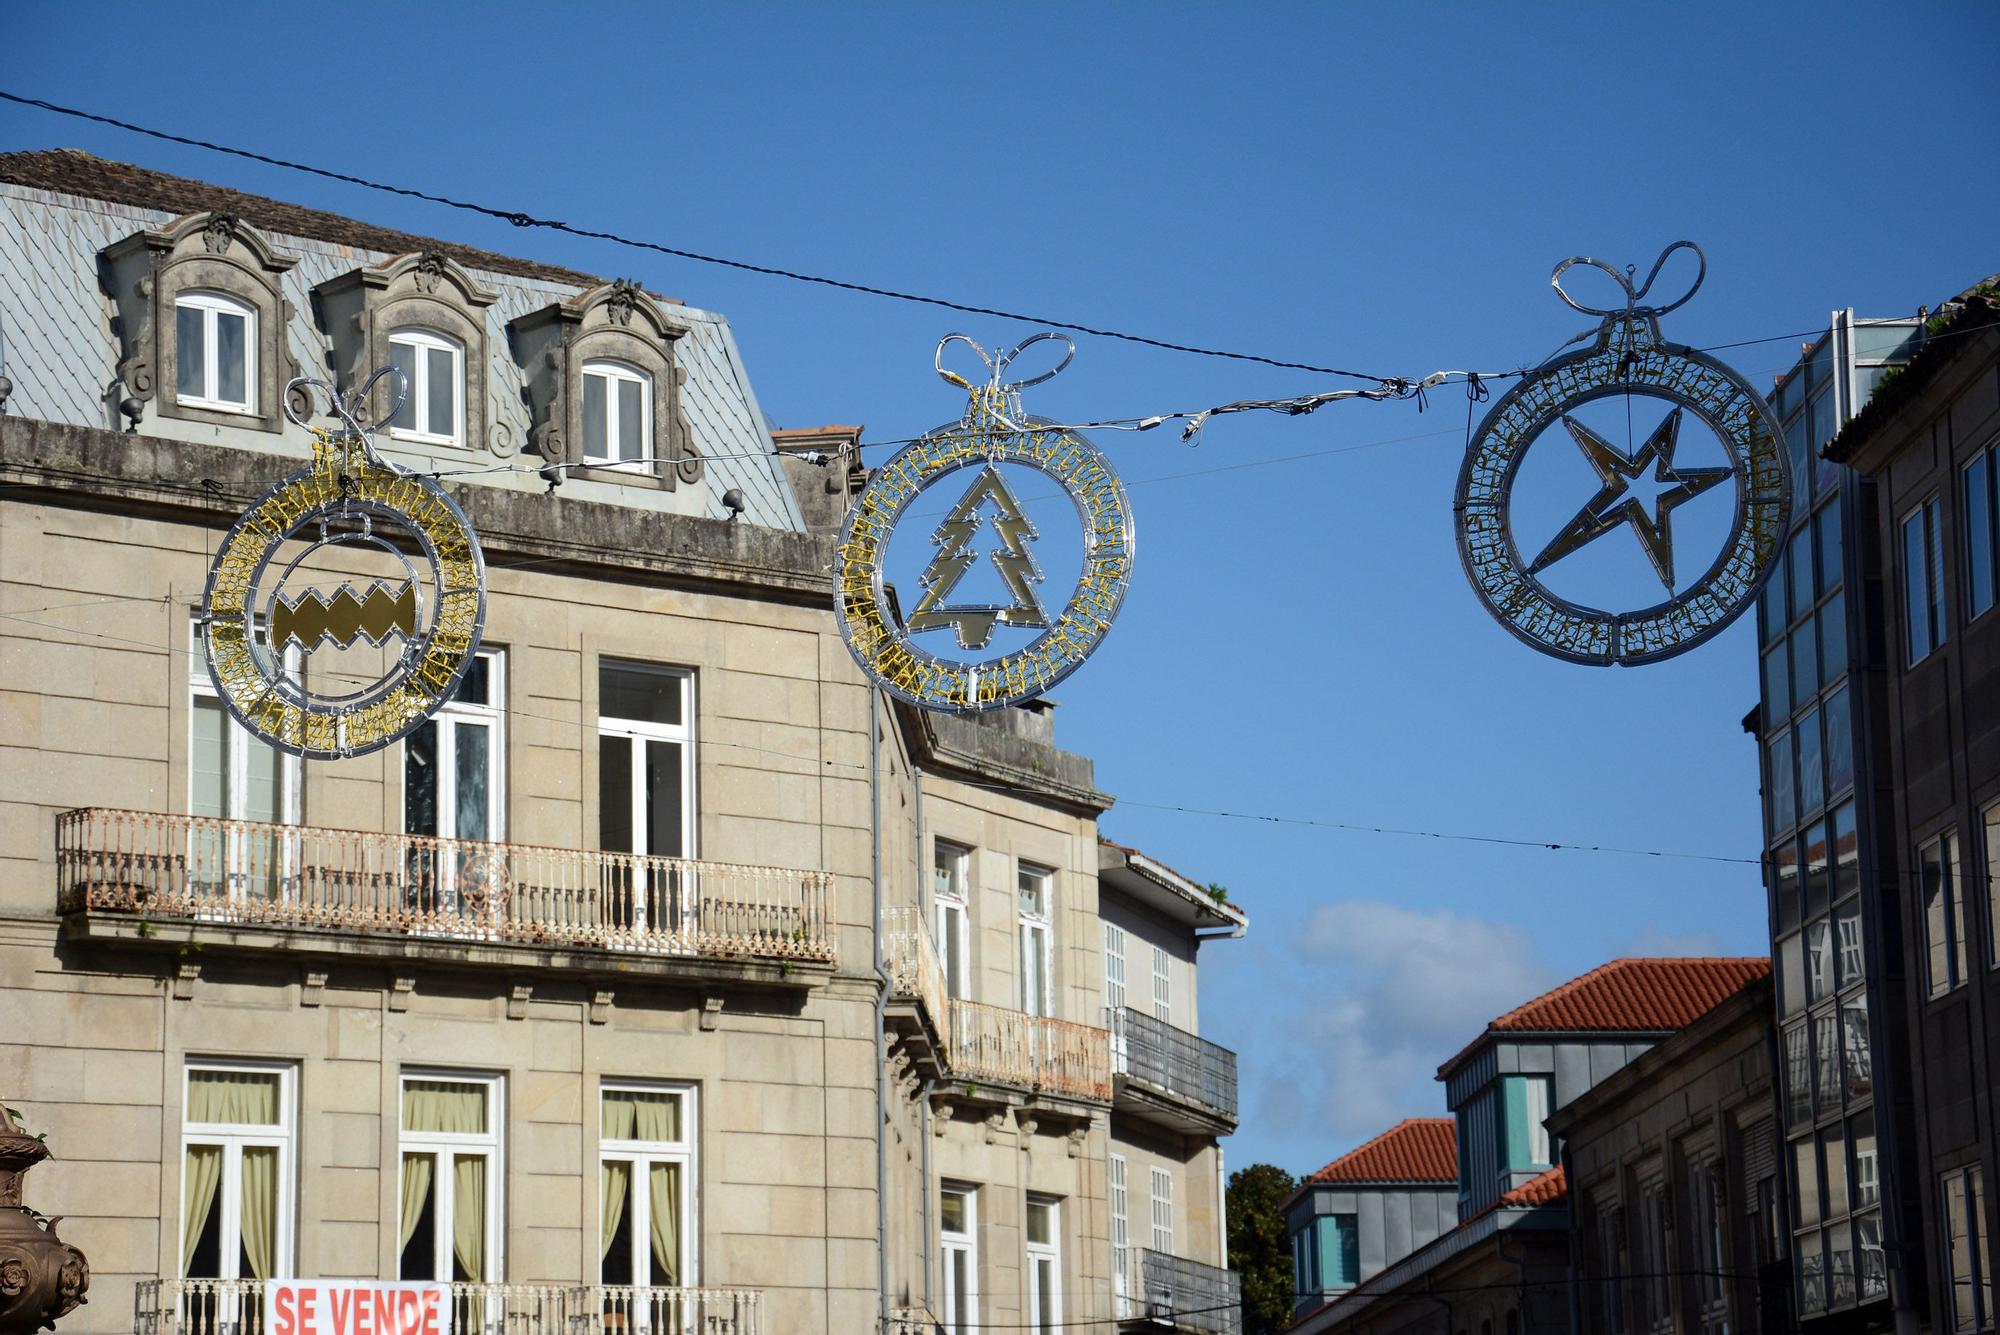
[597,662,696,940]
[189,623,301,902]
[1025,1194,1062,1335]
[180,1059,296,1281]
[176,289,258,413]
[582,358,653,466]
[1152,945,1172,1025]
[397,1071,504,1283]
[598,1080,698,1292]
[1109,1154,1130,1315]
[404,648,507,843]
[388,327,466,447]
[1150,1166,1174,1254]
[940,1182,978,1335]
[1018,863,1053,1017]
[935,842,971,1000]
[1104,923,1128,1069]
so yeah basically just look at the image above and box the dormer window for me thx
[581,359,651,467]
[388,328,465,446]
[175,290,258,413]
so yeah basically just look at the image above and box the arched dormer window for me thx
[509,280,702,490]
[314,252,498,452]
[102,212,300,434]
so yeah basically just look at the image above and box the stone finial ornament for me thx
[0,1103,89,1332]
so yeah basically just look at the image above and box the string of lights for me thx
[0,603,1760,867]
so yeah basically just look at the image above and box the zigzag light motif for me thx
[269,580,418,651]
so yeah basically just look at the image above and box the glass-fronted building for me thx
[1755,311,1925,1326]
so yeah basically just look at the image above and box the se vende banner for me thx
[265,1281,452,1335]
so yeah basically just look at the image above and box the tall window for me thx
[1593,1200,1625,1333]
[1637,1178,1670,1332]
[1923,830,1968,998]
[398,1074,502,1283]
[1503,1075,1554,1169]
[1103,923,1127,1012]
[1152,945,1171,1024]
[599,1084,694,1295]
[1025,1196,1061,1335]
[599,661,694,934]
[1109,1155,1129,1314]
[1904,496,1946,664]
[181,1063,294,1286]
[1018,864,1052,1017]
[1966,439,1998,621]
[1150,1166,1174,1254]
[940,1183,978,1335]
[176,290,257,413]
[1985,801,2000,970]
[934,843,971,999]
[405,650,505,844]
[1943,1165,1993,1333]
[388,328,465,446]
[1322,1215,1359,1289]
[1688,1155,1727,1332]
[190,627,298,900]
[583,359,651,466]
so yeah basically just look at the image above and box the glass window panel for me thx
[1018,867,1048,917]
[1857,1210,1888,1298]
[1856,325,1919,360]
[1949,832,1968,989]
[598,735,632,853]
[1967,450,1995,617]
[1764,641,1791,725]
[1784,1023,1811,1127]
[187,1069,282,1124]
[1930,500,1948,652]
[618,379,644,462]
[1026,1200,1052,1246]
[1795,1137,1822,1227]
[1792,528,1817,618]
[1947,1173,1975,1331]
[1761,556,1788,645]
[456,656,491,707]
[1815,1010,1841,1109]
[192,696,228,817]
[216,312,247,405]
[1798,708,1824,816]
[1821,591,1848,682]
[1842,996,1873,1103]
[600,664,682,726]
[390,341,418,432]
[583,373,608,459]
[1851,1111,1879,1209]
[644,739,684,859]
[1906,509,1932,662]
[1824,686,1853,796]
[1806,920,1833,1003]
[1792,621,1818,710]
[1775,839,1802,934]
[1771,731,1796,831]
[405,720,439,837]
[1828,1219,1855,1306]
[402,1079,487,1134]
[1818,495,1843,591]
[177,304,206,398]
[1800,1230,1827,1314]
[244,733,280,823]
[601,1088,681,1141]
[1780,933,1805,1018]
[1836,899,1864,989]
[455,723,490,839]
[1987,803,2000,969]
[1833,803,1859,900]
[1824,1124,1849,1219]
[1806,820,1831,917]
[427,346,455,439]
[1788,415,1812,514]
[940,1190,965,1235]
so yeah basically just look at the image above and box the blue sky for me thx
[9,3,1999,1177]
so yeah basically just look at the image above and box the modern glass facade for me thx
[1756,312,1922,1321]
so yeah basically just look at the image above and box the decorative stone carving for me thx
[171,962,199,1001]
[0,1103,90,1332]
[507,984,532,1021]
[1066,1126,1088,1158]
[388,976,416,1012]
[100,211,301,434]
[931,1103,955,1138]
[982,1111,1006,1144]
[700,994,724,1031]
[590,990,615,1024]
[1015,1112,1038,1147]
[299,970,328,1008]
[507,281,702,489]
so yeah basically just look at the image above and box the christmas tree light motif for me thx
[906,464,1050,649]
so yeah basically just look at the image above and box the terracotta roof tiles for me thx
[1306,1118,1457,1185]
[1497,1165,1566,1208]
[1489,957,1769,1033]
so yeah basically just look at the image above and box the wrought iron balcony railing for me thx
[59,807,834,965]
[133,1280,762,1335]
[949,996,1112,1103]
[1108,1006,1238,1123]
[883,906,951,1065]
[1126,1249,1242,1334]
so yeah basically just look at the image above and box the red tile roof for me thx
[1307,1118,1457,1185]
[1491,957,1770,1033]
[1498,1165,1566,1208]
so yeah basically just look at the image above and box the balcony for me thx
[58,808,835,984]
[134,1280,761,1335]
[1109,1006,1238,1135]
[1123,1250,1242,1334]
[883,906,951,1070]
[948,996,1111,1104]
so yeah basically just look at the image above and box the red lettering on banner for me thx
[300,1290,318,1335]
[353,1289,372,1335]
[274,1286,297,1335]
[330,1290,354,1335]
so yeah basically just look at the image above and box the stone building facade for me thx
[0,150,1247,1335]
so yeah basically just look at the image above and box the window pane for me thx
[1857,1210,1888,1298]
[1834,803,1859,899]
[1824,1124,1849,1218]
[428,346,455,439]
[192,696,229,817]
[1987,803,2000,968]
[1806,821,1830,918]
[177,303,206,398]
[403,1079,486,1134]
[1947,1173,1974,1331]
[1851,1111,1879,1208]
[1842,994,1872,1102]
[1837,899,1864,989]
[1824,685,1853,795]
[1792,621,1818,710]
[1949,832,1968,989]
[1791,528,1817,618]
[618,378,644,462]
[1784,1023,1811,1127]
[1775,839,1802,934]
[1930,500,1948,651]
[456,656,491,707]
[1780,933,1805,1018]
[405,720,439,836]
[451,1154,486,1280]
[1027,1200,1052,1245]
[1771,731,1796,831]
[398,1152,437,1279]
[1806,920,1832,1003]
[1906,510,1932,662]
[583,373,608,459]
[1761,557,1788,645]
[1821,590,1848,682]
[1968,451,1995,617]
[390,341,418,432]
[455,723,489,840]
[1795,1137,1822,1227]
[1798,708,1823,816]
[1764,640,1791,725]
[600,663,683,726]
[940,1190,965,1235]
[216,312,247,405]
[644,739,684,859]
[188,1069,281,1125]
[1815,1010,1841,1109]
[599,735,632,853]
[601,1088,681,1141]
[1818,496,1843,591]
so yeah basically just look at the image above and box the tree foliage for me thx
[1228,1162,1299,1335]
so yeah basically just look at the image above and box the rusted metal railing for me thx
[1108,1006,1239,1121]
[132,1281,760,1335]
[60,808,833,965]
[1130,1250,1243,1335]
[947,997,1111,1103]
[882,905,950,1064]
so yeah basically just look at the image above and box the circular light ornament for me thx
[1454,242,1791,666]
[202,370,486,758]
[834,333,1135,711]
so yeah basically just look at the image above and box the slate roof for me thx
[1485,957,1770,1034]
[0,150,804,530]
[1495,1165,1566,1208]
[1306,1118,1456,1186]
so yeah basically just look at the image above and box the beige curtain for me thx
[601,1161,630,1265]
[602,1089,679,1143]
[189,1071,280,1126]
[400,1153,435,1253]
[182,1144,223,1274]
[649,1163,680,1285]
[404,1081,486,1135]
[453,1155,486,1282]
[240,1146,276,1279]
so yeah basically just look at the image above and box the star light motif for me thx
[1528,408,1732,591]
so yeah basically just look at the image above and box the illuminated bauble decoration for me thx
[202,370,486,758]
[834,333,1134,711]
[1454,242,1790,665]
